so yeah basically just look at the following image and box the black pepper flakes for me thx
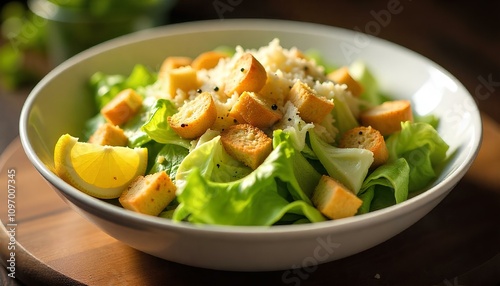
[181,123,188,127]
[288,118,292,121]
[196,88,202,93]
[358,131,363,135]
[240,67,245,72]
[271,104,278,110]
[214,86,219,92]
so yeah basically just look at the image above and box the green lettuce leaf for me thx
[172,131,325,226]
[309,130,373,194]
[348,60,383,105]
[148,143,189,179]
[304,49,337,73]
[122,99,156,147]
[141,99,191,149]
[274,130,322,199]
[329,88,359,139]
[175,135,252,187]
[386,121,449,192]
[358,158,410,214]
[81,113,106,141]
[274,101,315,151]
[90,64,156,109]
[414,113,440,129]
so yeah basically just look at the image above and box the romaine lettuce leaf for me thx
[274,130,322,199]
[328,87,359,139]
[82,113,106,141]
[357,158,410,214]
[361,158,410,203]
[172,130,325,226]
[313,81,358,140]
[148,143,189,179]
[414,113,440,129]
[122,101,155,148]
[274,101,314,151]
[175,135,252,188]
[309,130,373,194]
[304,49,337,74]
[90,64,156,109]
[348,60,383,105]
[141,99,191,149]
[386,121,449,192]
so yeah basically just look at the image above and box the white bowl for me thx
[19,19,482,271]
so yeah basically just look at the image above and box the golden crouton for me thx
[191,51,229,70]
[288,80,334,123]
[220,124,272,169]
[168,92,217,139]
[160,66,199,99]
[119,171,177,216]
[224,53,267,96]
[88,123,128,146]
[229,91,283,129]
[101,88,143,126]
[312,175,362,219]
[159,56,192,78]
[360,100,413,136]
[327,66,364,98]
[339,126,388,168]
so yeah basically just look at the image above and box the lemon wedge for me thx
[54,134,148,199]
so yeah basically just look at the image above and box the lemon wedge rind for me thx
[54,134,148,199]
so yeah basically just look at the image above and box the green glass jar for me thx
[28,0,177,66]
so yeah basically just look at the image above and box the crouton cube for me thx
[224,53,267,96]
[159,56,193,77]
[312,175,362,219]
[360,100,413,136]
[191,51,229,70]
[168,92,217,139]
[327,66,364,97]
[288,80,334,123]
[88,123,128,146]
[119,171,177,216]
[220,124,272,169]
[101,88,143,126]
[339,126,388,167]
[160,66,199,99]
[229,91,282,129]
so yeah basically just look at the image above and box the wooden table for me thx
[1,1,499,285]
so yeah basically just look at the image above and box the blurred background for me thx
[0,0,499,285]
